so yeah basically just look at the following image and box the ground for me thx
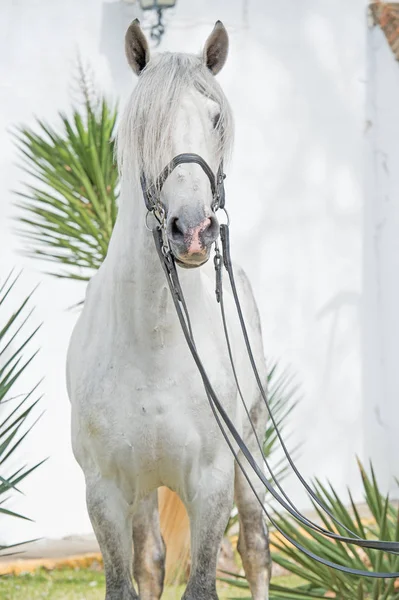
[0,568,298,599]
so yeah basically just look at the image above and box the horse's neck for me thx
[106,179,161,282]
[104,179,203,331]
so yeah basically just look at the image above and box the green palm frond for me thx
[224,460,399,599]
[14,95,118,281]
[0,271,44,554]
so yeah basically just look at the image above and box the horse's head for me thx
[119,20,233,268]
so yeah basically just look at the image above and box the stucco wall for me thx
[0,0,368,543]
[364,17,399,493]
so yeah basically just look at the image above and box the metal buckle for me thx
[145,203,167,232]
[221,207,230,226]
[214,206,229,227]
[145,210,156,231]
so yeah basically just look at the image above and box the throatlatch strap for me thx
[152,226,399,578]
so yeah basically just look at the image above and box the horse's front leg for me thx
[183,461,234,600]
[86,477,137,600]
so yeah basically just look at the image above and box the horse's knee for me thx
[238,518,271,566]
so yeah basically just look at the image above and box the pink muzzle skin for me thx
[185,218,212,255]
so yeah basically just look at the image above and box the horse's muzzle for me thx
[167,213,219,267]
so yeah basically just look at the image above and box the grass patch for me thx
[0,567,105,600]
[0,568,245,599]
[0,567,299,599]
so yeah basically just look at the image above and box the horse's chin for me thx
[174,255,210,269]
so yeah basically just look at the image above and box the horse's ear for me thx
[203,21,229,75]
[125,19,150,76]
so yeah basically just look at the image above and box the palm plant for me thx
[223,460,399,599]
[264,363,300,478]
[14,91,118,281]
[0,271,44,555]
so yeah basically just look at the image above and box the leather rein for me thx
[142,152,399,578]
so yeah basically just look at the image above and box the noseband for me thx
[140,153,399,577]
[141,153,226,223]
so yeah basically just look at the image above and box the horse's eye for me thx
[213,113,221,129]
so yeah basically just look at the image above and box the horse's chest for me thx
[72,345,235,495]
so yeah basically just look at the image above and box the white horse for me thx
[67,20,271,600]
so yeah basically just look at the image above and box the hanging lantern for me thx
[139,0,177,45]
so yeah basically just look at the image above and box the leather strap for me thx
[152,226,399,578]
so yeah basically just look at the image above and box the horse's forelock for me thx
[117,52,234,187]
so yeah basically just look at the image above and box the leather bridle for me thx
[142,154,399,578]
[141,153,226,222]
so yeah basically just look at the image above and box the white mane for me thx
[117,52,234,187]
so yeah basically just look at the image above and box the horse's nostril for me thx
[203,218,212,232]
[170,218,184,242]
[203,216,218,241]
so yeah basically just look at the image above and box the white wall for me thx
[0,0,369,544]
[364,20,399,493]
